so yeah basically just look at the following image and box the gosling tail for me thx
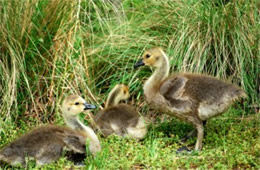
[230,86,247,101]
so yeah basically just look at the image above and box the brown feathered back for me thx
[161,73,246,106]
[0,125,86,166]
[95,104,139,137]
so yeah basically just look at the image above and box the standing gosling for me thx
[95,84,148,139]
[0,95,100,166]
[134,47,246,151]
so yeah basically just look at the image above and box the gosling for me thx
[0,95,100,166]
[134,47,246,152]
[95,84,148,139]
[61,95,101,155]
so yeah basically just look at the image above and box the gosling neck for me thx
[62,113,83,131]
[144,52,170,95]
[62,111,100,144]
[105,87,121,108]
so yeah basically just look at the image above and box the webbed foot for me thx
[176,146,191,154]
[180,129,197,143]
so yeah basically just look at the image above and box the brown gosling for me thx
[61,95,101,155]
[0,95,100,166]
[94,84,148,139]
[134,47,246,152]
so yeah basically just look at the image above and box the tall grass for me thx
[0,0,259,124]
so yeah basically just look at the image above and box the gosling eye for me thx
[75,102,79,105]
[156,57,159,60]
[123,90,126,94]
[145,54,151,59]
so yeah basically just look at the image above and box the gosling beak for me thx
[134,59,145,68]
[83,103,96,110]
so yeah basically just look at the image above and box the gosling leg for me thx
[180,129,197,143]
[194,123,204,151]
[180,120,207,143]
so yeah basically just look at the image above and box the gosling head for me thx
[106,84,130,107]
[61,95,96,116]
[134,47,167,68]
[115,84,130,101]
